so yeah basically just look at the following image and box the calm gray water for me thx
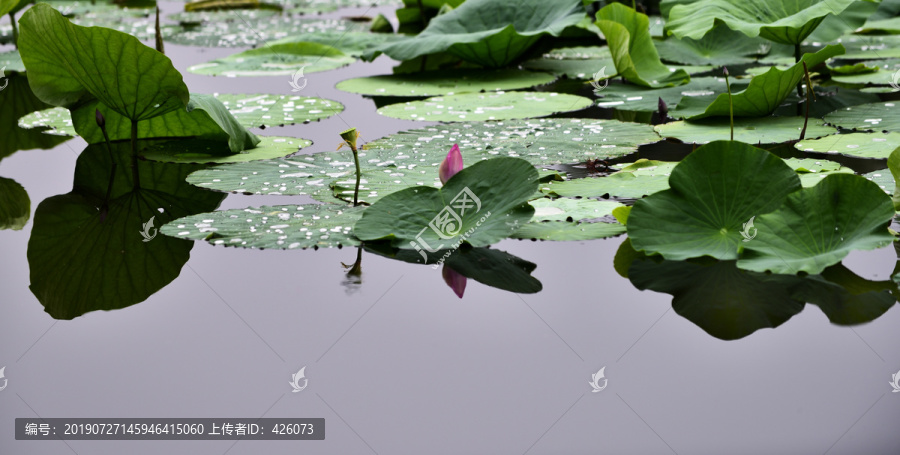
[1,2,899,454]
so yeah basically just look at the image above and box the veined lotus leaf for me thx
[627,141,802,261]
[795,132,900,159]
[18,4,190,122]
[888,147,900,209]
[364,0,585,68]
[654,24,771,66]
[188,42,355,77]
[824,102,900,132]
[673,45,845,119]
[655,117,837,144]
[830,59,900,85]
[165,15,371,47]
[595,76,734,114]
[528,198,623,222]
[665,0,858,45]
[737,174,895,274]
[595,3,690,88]
[541,161,677,199]
[161,204,365,250]
[836,34,900,59]
[511,220,626,241]
[335,70,557,97]
[376,92,594,122]
[354,157,539,249]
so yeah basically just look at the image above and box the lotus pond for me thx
[1,0,900,453]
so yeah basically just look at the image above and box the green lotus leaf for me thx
[595,76,733,114]
[737,174,894,274]
[18,4,190,122]
[0,49,23,72]
[511,220,626,241]
[0,0,28,18]
[377,91,594,122]
[888,147,900,209]
[1,74,70,161]
[595,3,690,88]
[354,157,539,249]
[835,34,900,59]
[528,198,622,222]
[336,70,556,97]
[27,141,225,320]
[654,24,770,66]
[824,102,900,132]
[627,141,803,261]
[364,0,585,68]
[795,132,900,159]
[161,203,365,250]
[541,161,677,199]
[188,41,355,77]
[139,136,310,164]
[165,16,371,47]
[673,45,844,119]
[830,59,900,85]
[862,169,894,196]
[655,117,837,144]
[665,0,858,45]
[0,176,30,230]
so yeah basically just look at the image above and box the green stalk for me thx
[799,61,815,141]
[9,13,17,48]
[155,6,164,54]
[794,43,803,99]
[724,67,733,141]
[340,128,362,206]
[97,110,116,221]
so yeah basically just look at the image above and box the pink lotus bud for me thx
[438,143,463,184]
[442,266,467,299]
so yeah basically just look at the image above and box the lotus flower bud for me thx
[442,266,467,299]
[438,143,463,184]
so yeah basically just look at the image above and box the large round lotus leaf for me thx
[363,118,660,166]
[541,161,676,199]
[325,168,437,205]
[784,158,855,187]
[185,152,354,195]
[18,94,343,136]
[140,136,310,164]
[795,132,900,159]
[824,102,900,132]
[655,117,837,144]
[511,221,626,241]
[859,16,900,34]
[654,24,770,66]
[165,16,370,47]
[523,56,712,80]
[528,198,622,222]
[354,157,540,249]
[737,174,895,275]
[863,169,894,195]
[161,204,364,250]
[627,141,803,261]
[0,176,30,231]
[595,77,732,113]
[665,0,857,45]
[269,33,405,58]
[188,42,355,77]
[335,70,557,97]
[168,9,280,23]
[365,0,585,68]
[377,92,594,122]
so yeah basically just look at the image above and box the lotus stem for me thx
[794,43,804,100]
[340,128,362,206]
[97,110,116,221]
[9,13,17,48]
[130,119,141,190]
[155,7,164,54]
[799,61,815,141]
[724,67,733,141]
[417,0,427,29]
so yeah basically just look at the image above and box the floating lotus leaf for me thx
[0,176,30,230]
[655,117,837,144]
[824,102,900,132]
[541,161,677,199]
[795,132,900,159]
[511,221,626,241]
[162,204,365,249]
[140,136,310,164]
[595,76,733,114]
[188,42,355,77]
[376,92,594,122]
[336,70,557,97]
[166,16,370,47]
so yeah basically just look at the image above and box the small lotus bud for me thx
[723,66,729,76]
[95,109,105,129]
